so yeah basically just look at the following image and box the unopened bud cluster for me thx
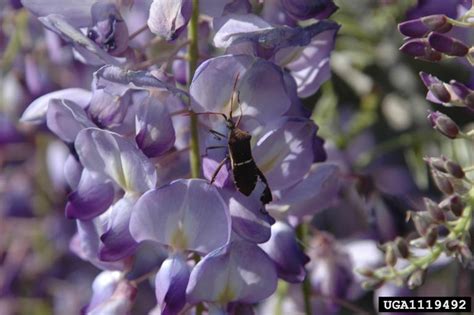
[358,154,473,289]
[359,4,474,289]
[399,14,471,61]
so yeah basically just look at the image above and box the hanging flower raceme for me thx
[17,0,344,313]
[359,1,474,292]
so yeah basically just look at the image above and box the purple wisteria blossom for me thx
[15,0,346,313]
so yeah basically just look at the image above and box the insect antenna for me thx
[235,90,244,128]
[229,73,241,125]
[184,110,227,121]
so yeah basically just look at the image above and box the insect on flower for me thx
[198,75,273,205]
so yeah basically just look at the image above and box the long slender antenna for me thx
[229,73,241,123]
[235,90,243,128]
[185,110,227,121]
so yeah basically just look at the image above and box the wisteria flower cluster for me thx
[359,0,474,291]
[16,0,342,314]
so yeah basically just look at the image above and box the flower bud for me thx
[398,15,452,38]
[394,237,410,259]
[445,239,460,252]
[428,111,460,139]
[385,245,397,267]
[424,198,445,222]
[444,160,465,179]
[424,156,447,172]
[400,38,443,61]
[430,83,451,103]
[458,243,473,261]
[425,226,438,247]
[87,2,129,56]
[413,213,432,236]
[355,267,374,277]
[362,279,384,290]
[445,194,464,217]
[431,170,454,195]
[407,269,425,289]
[428,32,469,57]
[464,92,474,110]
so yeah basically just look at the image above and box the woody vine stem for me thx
[188,1,204,314]
[188,0,201,179]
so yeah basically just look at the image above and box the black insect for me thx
[203,77,272,205]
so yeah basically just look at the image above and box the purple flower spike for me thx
[186,240,278,304]
[428,32,469,57]
[147,0,192,41]
[20,88,91,124]
[130,179,231,254]
[75,128,157,193]
[259,222,310,283]
[135,96,176,158]
[281,0,338,20]
[399,38,442,62]
[398,15,452,38]
[155,253,191,315]
[65,170,115,220]
[46,99,95,143]
[87,1,129,56]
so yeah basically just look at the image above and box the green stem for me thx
[187,3,203,315]
[374,189,474,281]
[296,223,312,315]
[188,0,201,178]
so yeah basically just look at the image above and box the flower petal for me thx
[70,218,129,271]
[259,222,309,283]
[65,170,115,220]
[147,0,192,40]
[38,14,122,66]
[135,95,176,157]
[221,189,273,244]
[269,163,341,218]
[46,99,95,142]
[155,253,191,315]
[130,179,231,254]
[20,88,91,124]
[190,54,253,114]
[252,117,316,191]
[186,239,278,304]
[99,196,139,261]
[286,25,339,97]
[21,0,95,27]
[75,128,157,193]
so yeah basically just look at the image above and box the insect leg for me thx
[210,156,230,184]
[209,129,226,140]
[201,145,227,158]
